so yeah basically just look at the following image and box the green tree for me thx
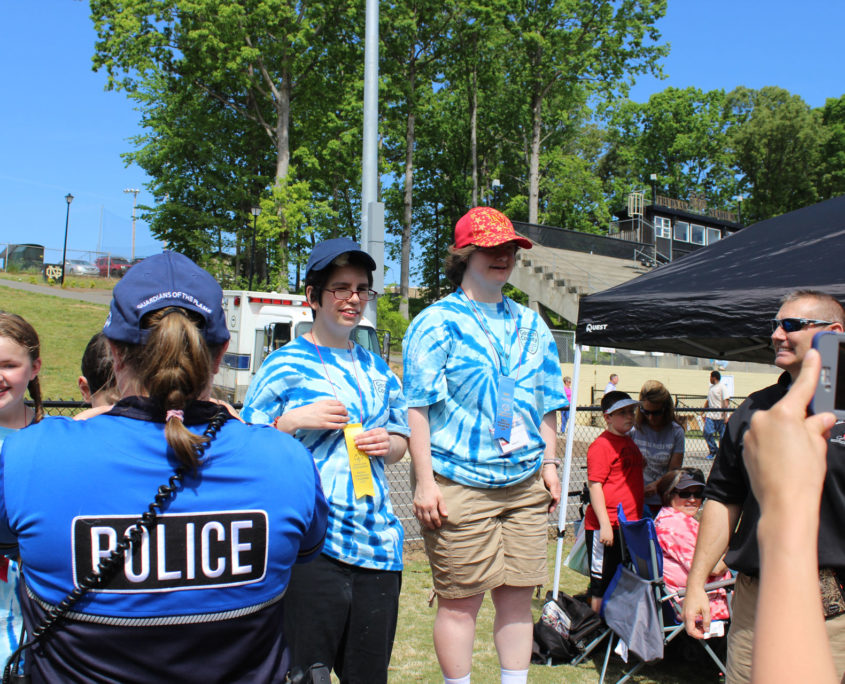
[816,94,845,200]
[381,0,454,318]
[91,0,363,285]
[727,86,822,222]
[600,87,738,212]
[498,0,668,224]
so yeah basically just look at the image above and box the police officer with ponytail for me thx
[0,252,328,683]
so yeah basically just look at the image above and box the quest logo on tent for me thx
[585,323,608,333]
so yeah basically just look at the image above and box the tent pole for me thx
[552,343,582,601]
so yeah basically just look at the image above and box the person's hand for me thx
[599,522,614,546]
[683,584,713,639]
[275,400,349,433]
[208,397,244,422]
[413,480,448,530]
[644,481,658,497]
[354,427,391,458]
[541,464,560,513]
[744,349,836,515]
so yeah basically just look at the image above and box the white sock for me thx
[500,667,528,684]
[444,675,470,684]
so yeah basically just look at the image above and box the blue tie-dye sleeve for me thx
[402,309,452,408]
[241,355,289,424]
[384,369,410,436]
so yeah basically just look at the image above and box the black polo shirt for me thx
[704,372,845,575]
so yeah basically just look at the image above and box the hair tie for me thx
[165,409,184,423]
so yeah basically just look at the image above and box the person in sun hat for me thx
[402,207,567,684]
[654,468,732,620]
[0,251,328,683]
[242,238,408,684]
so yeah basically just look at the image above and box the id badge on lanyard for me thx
[491,375,529,455]
[493,375,516,442]
[343,423,375,498]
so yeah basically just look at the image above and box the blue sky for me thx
[1,1,843,269]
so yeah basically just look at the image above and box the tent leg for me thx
[551,344,582,600]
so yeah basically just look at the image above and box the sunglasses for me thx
[639,406,664,416]
[770,317,832,334]
[674,489,704,499]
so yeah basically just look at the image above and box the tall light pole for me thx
[60,193,74,285]
[123,188,140,260]
[249,206,261,291]
[360,0,382,324]
[649,173,658,205]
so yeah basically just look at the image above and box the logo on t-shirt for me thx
[373,379,386,398]
[72,510,269,592]
[518,328,539,355]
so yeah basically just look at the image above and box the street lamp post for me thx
[60,193,74,286]
[248,206,261,291]
[124,188,140,260]
[491,178,502,207]
[649,173,658,205]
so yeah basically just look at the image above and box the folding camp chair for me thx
[597,505,733,684]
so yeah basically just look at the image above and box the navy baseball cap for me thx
[305,238,376,278]
[103,251,229,345]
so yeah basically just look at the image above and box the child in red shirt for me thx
[584,391,645,612]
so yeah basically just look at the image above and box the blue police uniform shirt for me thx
[0,400,328,682]
[402,291,567,488]
[242,336,408,572]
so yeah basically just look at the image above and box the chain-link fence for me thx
[39,402,732,547]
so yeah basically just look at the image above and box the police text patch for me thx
[72,511,268,592]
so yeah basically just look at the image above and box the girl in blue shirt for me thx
[0,312,43,676]
[243,238,409,684]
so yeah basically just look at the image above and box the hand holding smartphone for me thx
[811,331,845,418]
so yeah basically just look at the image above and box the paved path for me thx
[0,278,112,306]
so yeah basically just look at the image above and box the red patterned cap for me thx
[453,207,532,250]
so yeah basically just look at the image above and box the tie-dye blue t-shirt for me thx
[402,291,567,488]
[241,336,408,571]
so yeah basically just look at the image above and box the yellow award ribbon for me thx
[344,423,375,498]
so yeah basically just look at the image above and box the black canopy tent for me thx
[551,195,845,601]
[576,194,845,362]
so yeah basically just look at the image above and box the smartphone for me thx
[811,331,845,418]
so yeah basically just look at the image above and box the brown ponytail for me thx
[0,312,43,423]
[113,307,222,469]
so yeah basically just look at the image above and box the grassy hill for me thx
[0,285,109,400]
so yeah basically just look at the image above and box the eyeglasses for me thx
[770,317,832,334]
[639,406,664,416]
[674,489,704,499]
[326,288,378,302]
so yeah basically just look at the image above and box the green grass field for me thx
[0,284,109,399]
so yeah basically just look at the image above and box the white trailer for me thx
[213,289,383,403]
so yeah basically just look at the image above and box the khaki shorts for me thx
[421,471,551,600]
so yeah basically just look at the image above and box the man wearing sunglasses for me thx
[683,290,845,684]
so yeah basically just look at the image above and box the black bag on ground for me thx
[532,591,603,663]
